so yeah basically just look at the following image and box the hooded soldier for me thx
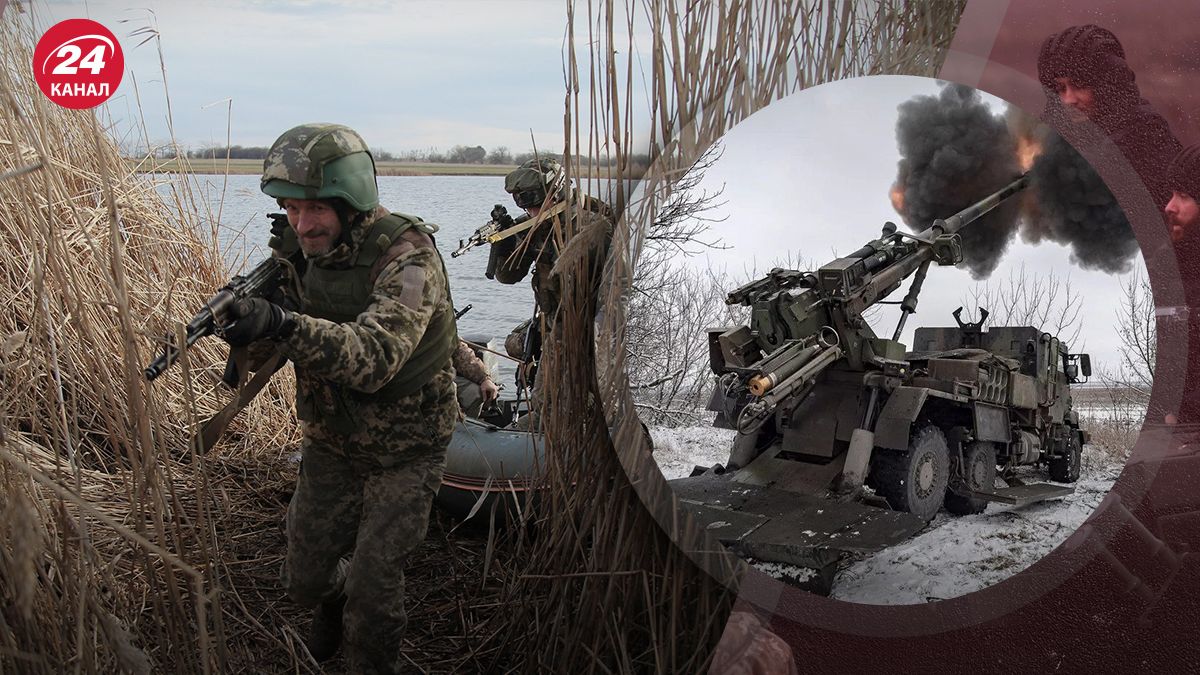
[1129,142,1200,429]
[1166,144,1200,252]
[218,123,459,673]
[1036,24,1182,211]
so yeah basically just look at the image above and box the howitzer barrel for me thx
[930,173,1030,235]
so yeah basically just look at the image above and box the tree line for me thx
[162,143,649,167]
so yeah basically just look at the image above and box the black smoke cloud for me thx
[1022,125,1138,274]
[893,83,1021,279]
[892,84,1137,277]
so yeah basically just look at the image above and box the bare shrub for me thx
[957,261,1084,348]
[1080,415,1139,467]
[627,264,744,423]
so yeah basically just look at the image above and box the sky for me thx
[669,75,1146,372]
[35,0,590,155]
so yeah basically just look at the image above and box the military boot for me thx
[306,594,347,662]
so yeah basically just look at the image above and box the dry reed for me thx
[0,5,546,672]
[0,6,322,671]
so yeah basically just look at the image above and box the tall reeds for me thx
[481,1,966,671]
[0,8,305,672]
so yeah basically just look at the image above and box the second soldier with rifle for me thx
[462,157,614,429]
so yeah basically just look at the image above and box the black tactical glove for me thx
[490,204,514,228]
[220,298,296,347]
[264,283,301,313]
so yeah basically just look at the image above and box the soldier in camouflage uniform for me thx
[218,123,458,674]
[488,158,614,428]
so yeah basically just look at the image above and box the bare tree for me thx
[486,146,513,164]
[957,262,1084,348]
[1096,270,1154,409]
[1083,270,1156,458]
[625,143,731,423]
[1112,271,1156,396]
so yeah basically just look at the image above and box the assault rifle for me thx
[452,204,531,258]
[144,214,295,381]
[453,199,572,262]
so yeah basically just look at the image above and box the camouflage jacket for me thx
[275,206,451,388]
[451,340,490,384]
[264,206,459,466]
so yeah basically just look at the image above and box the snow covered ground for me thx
[649,422,1124,604]
[648,424,738,480]
[829,463,1116,604]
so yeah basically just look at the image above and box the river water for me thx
[184,174,534,384]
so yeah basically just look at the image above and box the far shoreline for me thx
[127,157,517,177]
[126,158,645,179]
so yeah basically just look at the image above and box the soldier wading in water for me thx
[218,123,458,673]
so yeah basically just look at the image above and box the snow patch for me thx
[831,456,1116,605]
[751,559,818,585]
[649,424,736,479]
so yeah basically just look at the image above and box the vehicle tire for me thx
[1048,431,1082,483]
[944,441,997,515]
[868,425,950,522]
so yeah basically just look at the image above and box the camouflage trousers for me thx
[282,438,446,674]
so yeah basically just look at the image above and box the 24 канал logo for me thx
[33,18,124,110]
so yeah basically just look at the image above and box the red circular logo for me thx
[32,19,124,110]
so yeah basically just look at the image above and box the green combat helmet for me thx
[261,123,379,212]
[504,158,566,209]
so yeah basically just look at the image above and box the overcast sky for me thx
[39,0,590,154]
[671,75,1147,371]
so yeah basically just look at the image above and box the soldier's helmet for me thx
[504,158,567,209]
[260,123,379,213]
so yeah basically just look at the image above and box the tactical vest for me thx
[280,212,458,416]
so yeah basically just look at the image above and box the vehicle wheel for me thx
[1048,431,1082,483]
[944,441,997,515]
[868,425,950,522]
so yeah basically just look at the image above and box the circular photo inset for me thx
[628,75,1147,605]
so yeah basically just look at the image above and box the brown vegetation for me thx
[1,10,510,673]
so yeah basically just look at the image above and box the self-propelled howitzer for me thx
[710,174,1030,473]
[675,172,1088,584]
